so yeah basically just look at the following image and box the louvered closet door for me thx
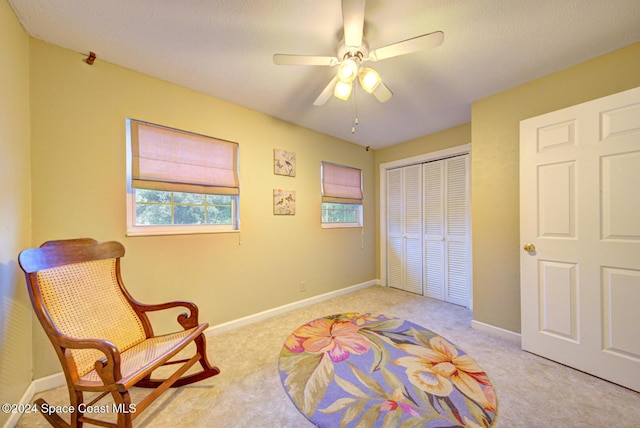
[423,155,470,306]
[386,168,403,289]
[423,161,445,300]
[403,164,423,294]
[386,165,423,294]
[445,155,470,306]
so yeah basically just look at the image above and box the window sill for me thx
[126,225,239,236]
[321,223,363,229]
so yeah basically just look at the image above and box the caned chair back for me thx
[19,239,147,377]
[19,239,220,428]
[33,256,147,377]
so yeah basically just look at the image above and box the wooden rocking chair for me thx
[18,238,220,427]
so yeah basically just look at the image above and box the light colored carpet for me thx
[16,285,640,427]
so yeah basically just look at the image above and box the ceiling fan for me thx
[273,0,444,106]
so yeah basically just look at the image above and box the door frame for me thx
[379,143,471,306]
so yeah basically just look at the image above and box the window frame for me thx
[320,161,364,229]
[125,119,240,236]
[125,190,239,236]
[321,202,363,229]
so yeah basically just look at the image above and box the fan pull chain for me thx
[352,83,359,133]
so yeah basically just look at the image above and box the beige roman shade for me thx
[130,120,239,195]
[321,161,363,204]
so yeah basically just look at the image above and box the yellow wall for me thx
[471,42,640,332]
[373,123,472,277]
[0,1,32,425]
[5,0,640,405]
[372,43,640,334]
[28,39,376,377]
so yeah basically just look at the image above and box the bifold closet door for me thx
[443,155,471,306]
[423,161,445,300]
[423,155,470,306]
[386,165,423,294]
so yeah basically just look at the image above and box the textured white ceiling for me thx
[8,0,640,149]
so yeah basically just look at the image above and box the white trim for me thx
[3,372,68,427]
[205,279,378,336]
[321,202,363,228]
[321,223,362,229]
[23,279,379,402]
[471,319,521,344]
[2,382,35,428]
[33,371,66,393]
[380,144,471,170]
[124,118,240,237]
[379,144,471,293]
[125,190,240,236]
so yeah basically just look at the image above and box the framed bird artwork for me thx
[274,149,296,177]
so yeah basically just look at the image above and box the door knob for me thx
[523,243,536,252]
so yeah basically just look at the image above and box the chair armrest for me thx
[58,336,123,385]
[133,300,200,330]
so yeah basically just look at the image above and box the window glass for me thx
[126,119,239,235]
[320,161,363,228]
[132,189,235,228]
[322,202,359,223]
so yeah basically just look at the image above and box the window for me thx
[126,119,239,235]
[320,161,363,228]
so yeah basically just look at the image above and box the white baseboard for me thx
[2,382,35,428]
[206,279,378,336]
[33,371,66,393]
[471,319,521,344]
[22,279,379,403]
[2,372,69,428]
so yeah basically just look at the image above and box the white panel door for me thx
[520,86,640,392]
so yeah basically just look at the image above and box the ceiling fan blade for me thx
[372,81,393,103]
[314,75,339,106]
[342,0,365,48]
[273,54,339,66]
[368,31,444,62]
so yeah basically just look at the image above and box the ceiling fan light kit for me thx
[337,57,359,83]
[273,0,444,121]
[334,80,353,101]
[358,67,381,93]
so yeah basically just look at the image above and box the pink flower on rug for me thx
[380,400,420,416]
[288,318,371,362]
[392,336,497,412]
[380,389,420,417]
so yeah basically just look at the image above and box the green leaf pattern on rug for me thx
[282,352,334,415]
[279,313,497,427]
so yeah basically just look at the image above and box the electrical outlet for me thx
[299,280,307,292]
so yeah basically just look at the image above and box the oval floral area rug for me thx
[279,313,497,427]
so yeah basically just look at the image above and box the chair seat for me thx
[78,324,207,387]
[19,238,220,427]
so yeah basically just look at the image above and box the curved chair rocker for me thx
[19,238,220,427]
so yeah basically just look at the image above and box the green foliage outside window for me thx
[321,202,360,224]
[135,189,233,225]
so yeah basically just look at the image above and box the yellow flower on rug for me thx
[393,336,497,412]
[279,313,498,427]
